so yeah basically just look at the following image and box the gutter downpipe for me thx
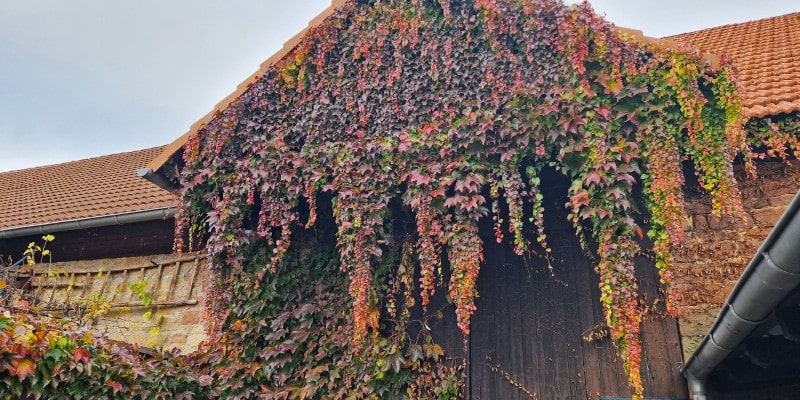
[0,208,176,240]
[137,168,179,192]
[682,189,800,399]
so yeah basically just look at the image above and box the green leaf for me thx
[45,348,67,363]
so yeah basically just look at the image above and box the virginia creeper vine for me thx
[174,0,751,397]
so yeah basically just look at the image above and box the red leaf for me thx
[409,170,431,185]
[585,172,601,185]
[633,225,644,240]
[105,379,123,394]
[597,104,611,120]
[73,347,91,364]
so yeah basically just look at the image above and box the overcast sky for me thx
[1,1,797,172]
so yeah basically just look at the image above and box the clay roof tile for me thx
[668,12,800,118]
[0,147,176,231]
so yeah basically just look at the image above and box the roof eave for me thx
[0,208,177,240]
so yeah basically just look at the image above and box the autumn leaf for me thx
[232,319,245,332]
[12,358,35,381]
[198,374,214,387]
[73,347,91,364]
[105,379,123,393]
[424,343,444,361]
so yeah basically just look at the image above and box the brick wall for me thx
[674,160,800,360]
[12,253,209,354]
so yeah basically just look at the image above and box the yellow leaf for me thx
[0,280,6,289]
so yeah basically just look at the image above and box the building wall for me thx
[674,160,800,360]
[8,252,209,354]
[0,218,175,262]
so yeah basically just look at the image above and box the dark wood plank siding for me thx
[0,219,174,262]
[459,172,689,399]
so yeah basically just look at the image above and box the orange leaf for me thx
[13,358,35,381]
[232,320,245,332]
[83,331,94,345]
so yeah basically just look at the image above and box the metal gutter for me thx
[683,189,800,399]
[0,208,176,240]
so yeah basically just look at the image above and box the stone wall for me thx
[673,160,800,360]
[12,252,209,354]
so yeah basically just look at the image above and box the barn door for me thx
[461,175,689,399]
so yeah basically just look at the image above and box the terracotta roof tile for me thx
[0,147,176,231]
[667,12,800,119]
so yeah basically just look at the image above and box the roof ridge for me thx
[0,145,166,175]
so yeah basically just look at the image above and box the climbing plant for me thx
[173,0,752,398]
[1,215,458,399]
[746,111,800,161]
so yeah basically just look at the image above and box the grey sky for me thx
[1,1,797,172]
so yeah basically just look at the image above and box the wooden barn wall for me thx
[0,218,175,262]
[426,169,688,399]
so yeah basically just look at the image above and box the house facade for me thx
[668,12,800,399]
[0,1,780,400]
[0,147,208,352]
[137,4,800,400]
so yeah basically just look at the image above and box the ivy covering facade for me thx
[174,0,749,398]
[8,0,796,399]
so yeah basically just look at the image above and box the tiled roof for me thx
[668,12,800,119]
[0,147,176,231]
